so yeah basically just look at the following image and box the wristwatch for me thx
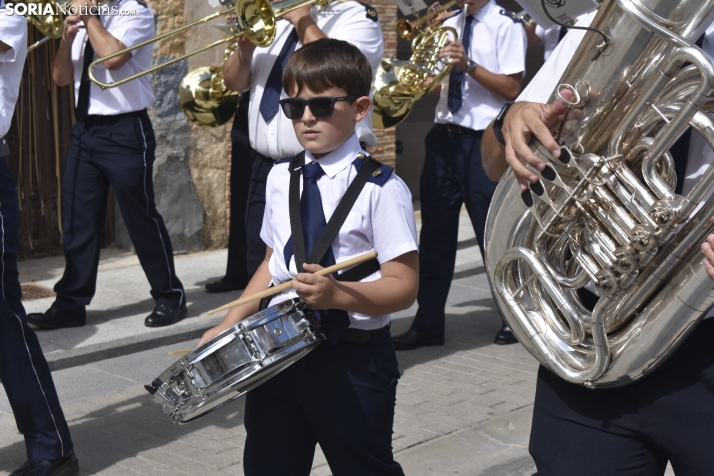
[465,59,477,74]
[492,101,514,146]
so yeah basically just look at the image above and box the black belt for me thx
[339,324,389,343]
[83,109,146,126]
[438,123,484,137]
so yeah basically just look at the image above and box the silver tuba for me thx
[485,0,714,388]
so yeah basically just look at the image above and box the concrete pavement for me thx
[0,210,675,475]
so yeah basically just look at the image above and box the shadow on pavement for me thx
[0,391,248,474]
[30,287,238,352]
[390,297,505,374]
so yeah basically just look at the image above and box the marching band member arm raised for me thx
[481,12,714,474]
[27,0,188,331]
[218,1,384,289]
[391,0,527,351]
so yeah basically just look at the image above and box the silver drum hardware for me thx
[146,298,323,423]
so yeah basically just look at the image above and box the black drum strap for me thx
[288,152,381,279]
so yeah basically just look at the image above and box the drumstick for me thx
[207,250,378,315]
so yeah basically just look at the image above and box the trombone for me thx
[88,0,338,89]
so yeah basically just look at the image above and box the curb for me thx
[45,319,213,371]
[43,262,486,372]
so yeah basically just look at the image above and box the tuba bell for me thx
[485,0,714,388]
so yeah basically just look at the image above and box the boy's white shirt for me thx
[260,133,418,330]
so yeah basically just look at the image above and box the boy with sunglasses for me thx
[200,38,418,476]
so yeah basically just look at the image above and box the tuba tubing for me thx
[486,0,714,388]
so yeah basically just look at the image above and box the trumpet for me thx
[88,0,339,90]
[396,0,457,41]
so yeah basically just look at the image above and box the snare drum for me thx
[146,298,323,424]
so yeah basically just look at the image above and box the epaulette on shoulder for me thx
[354,154,393,186]
[135,0,148,8]
[368,162,393,186]
[360,2,379,22]
[275,156,292,165]
[499,9,520,23]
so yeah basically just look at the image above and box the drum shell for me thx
[150,298,323,423]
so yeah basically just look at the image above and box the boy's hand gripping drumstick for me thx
[207,251,378,315]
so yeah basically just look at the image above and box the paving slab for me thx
[2,209,677,475]
[20,248,240,370]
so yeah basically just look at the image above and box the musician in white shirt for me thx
[481,12,714,474]
[219,0,384,289]
[27,0,187,331]
[0,3,78,474]
[392,0,527,350]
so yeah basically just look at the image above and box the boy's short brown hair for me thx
[282,38,372,98]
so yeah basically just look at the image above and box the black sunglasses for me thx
[279,96,361,119]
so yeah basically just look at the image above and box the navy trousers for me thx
[530,317,714,475]
[53,111,184,311]
[243,328,404,476]
[411,124,497,337]
[0,157,73,460]
[245,152,274,277]
[223,97,257,285]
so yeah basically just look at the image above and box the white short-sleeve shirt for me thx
[260,133,419,330]
[248,1,384,160]
[0,8,27,143]
[434,0,527,131]
[535,24,563,61]
[71,0,155,115]
[519,13,714,317]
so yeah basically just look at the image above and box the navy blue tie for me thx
[447,14,474,114]
[259,29,300,121]
[300,162,350,344]
[75,37,95,122]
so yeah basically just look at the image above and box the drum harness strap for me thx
[279,151,384,343]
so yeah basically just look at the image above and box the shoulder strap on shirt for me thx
[288,152,381,272]
[288,152,308,273]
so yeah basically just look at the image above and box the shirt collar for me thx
[473,0,496,22]
[304,133,363,178]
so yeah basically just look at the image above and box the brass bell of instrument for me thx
[179,66,241,128]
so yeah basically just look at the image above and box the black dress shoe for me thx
[391,329,444,350]
[494,325,519,345]
[11,450,79,476]
[26,307,86,330]
[205,279,246,293]
[144,303,187,327]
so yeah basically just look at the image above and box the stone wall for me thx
[116,0,397,252]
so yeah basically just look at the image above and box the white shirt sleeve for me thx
[496,20,527,76]
[518,12,596,103]
[0,14,26,63]
[328,9,384,76]
[368,175,419,264]
[106,3,155,48]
